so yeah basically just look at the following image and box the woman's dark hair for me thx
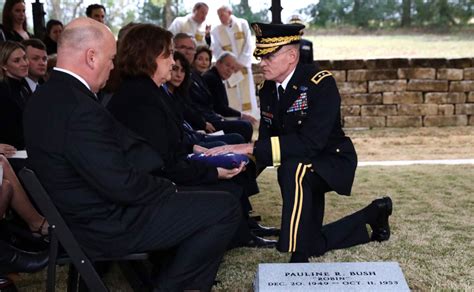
[2,0,27,32]
[171,51,191,98]
[193,45,212,64]
[117,23,173,78]
[46,19,63,36]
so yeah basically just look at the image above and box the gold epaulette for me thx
[257,80,265,91]
[311,70,332,85]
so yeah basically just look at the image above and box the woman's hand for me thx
[217,162,246,179]
[193,144,208,154]
[205,122,216,133]
[204,143,253,156]
[0,144,16,158]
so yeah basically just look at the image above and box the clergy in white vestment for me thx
[211,5,258,115]
[168,2,210,47]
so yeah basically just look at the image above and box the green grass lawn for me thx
[301,34,474,60]
[213,165,474,291]
[15,164,474,291]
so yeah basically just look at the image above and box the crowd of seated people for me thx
[167,51,245,150]
[0,1,284,289]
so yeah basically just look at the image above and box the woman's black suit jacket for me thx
[108,76,218,186]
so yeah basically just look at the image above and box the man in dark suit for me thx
[202,52,257,124]
[205,23,393,263]
[174,34,254,142]
[23,17,240,291]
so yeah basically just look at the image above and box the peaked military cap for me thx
[288,15,306,27]
[251,22,305,57]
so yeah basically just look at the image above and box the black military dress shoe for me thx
[370,197,393,242]
[248,218,280,237]
[245,234,277,248]
[0,277,18,292]
[1,246,49,274]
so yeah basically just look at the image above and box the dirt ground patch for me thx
[347,126,474,161]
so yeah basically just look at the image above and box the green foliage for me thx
[231,0,269,24]
[304,0,473,29]
[140,0,165,25]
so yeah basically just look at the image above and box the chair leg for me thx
[119,261,152,292]
[78,276,89,292]
[47,232,59,292]
[67,264,79,292]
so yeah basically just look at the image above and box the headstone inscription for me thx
[254,262,410,292]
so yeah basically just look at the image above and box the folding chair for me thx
[19,168,151,292]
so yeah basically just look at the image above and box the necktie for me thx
[278,85,285,100]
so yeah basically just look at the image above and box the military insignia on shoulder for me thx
[311,70,332,85]
[257,80,265,91]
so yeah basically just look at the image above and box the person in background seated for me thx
[202,52,257,125]
[86,4,106,24]
[206,22,393,263]
[0,41,31,150]
[0,174,48,291]
[175,33,254,142]
[24,17,240,291]
[22,39,47,92]
[43,19,63,55]
[168,51,244,150]
[211,5,258,114]
[0,155,49,290]
[0,155,49,237]
[1,0,32,42]
[192,45,212,75]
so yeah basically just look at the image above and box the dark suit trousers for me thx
[131,190,240,291]
[178,180,253,248]
[276,159,370,256]
[211,119,253,143]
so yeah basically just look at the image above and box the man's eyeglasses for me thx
[175,45,196,52]
[256,48,292,62]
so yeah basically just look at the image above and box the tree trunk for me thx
[162,0,173,28]
[401,0,412,27]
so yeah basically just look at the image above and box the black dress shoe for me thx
[244,234,277,248]
[289,252,309,263]
[1,246,49,273]
[248,218,280,237]
[370,196,393,242]
[0,277,18,292]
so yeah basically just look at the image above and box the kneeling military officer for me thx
[205,22,393,263]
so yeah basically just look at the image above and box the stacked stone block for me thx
[253,57,474,128]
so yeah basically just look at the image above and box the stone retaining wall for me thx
[253,58,474,128]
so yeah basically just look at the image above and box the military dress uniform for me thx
[251,23,373,257]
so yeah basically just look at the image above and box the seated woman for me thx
[0,41,32,150]
[108,23,274,248]
[43,19,63,55]
[0,156,49,289]
[2,0,32,42]
[167,51,244,150]
[193,45,212,75]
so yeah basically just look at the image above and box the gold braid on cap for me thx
[256,35,302,48]
[254,46,279,56]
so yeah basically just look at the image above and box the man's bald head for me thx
[56,17,116,93]
[58,17,111,54]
